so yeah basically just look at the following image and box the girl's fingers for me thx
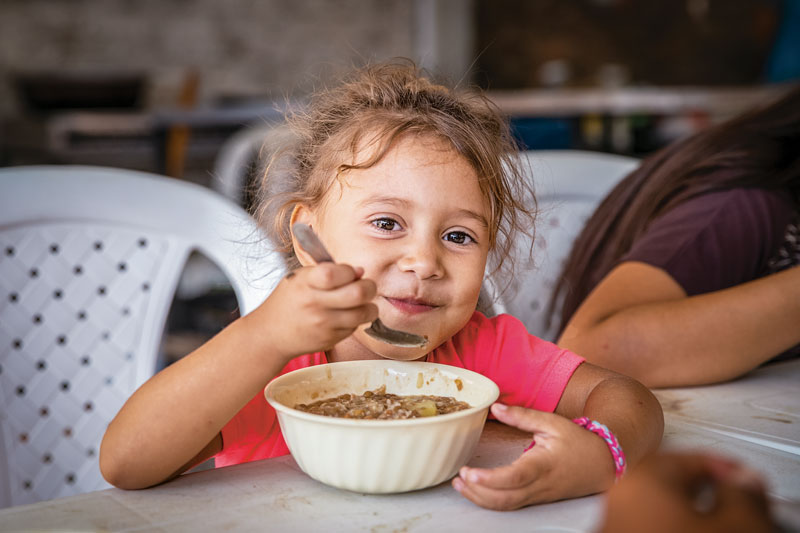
[313,278,377,310]
[452,473,537,511]
[452,405,565,509]
[457,452,546,491]
[295,264,377,311]
[490,403,563,435]
[305,263,365,290]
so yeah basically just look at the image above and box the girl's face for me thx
[295,135,491,361]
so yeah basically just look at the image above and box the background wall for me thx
[0,0,794,174]
[0,0,474,116]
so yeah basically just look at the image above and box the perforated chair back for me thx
[500,150,639,341]
[0,166,284,508]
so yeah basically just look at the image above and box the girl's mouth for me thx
[384,297,438,315]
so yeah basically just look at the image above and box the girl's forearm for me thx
[560,266,800,387]
[555,363,663,490]
[100,313,289,489]
[581,376,664,471]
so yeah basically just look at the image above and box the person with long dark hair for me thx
[552,85,800,388]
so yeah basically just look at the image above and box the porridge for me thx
[294,385,471,419]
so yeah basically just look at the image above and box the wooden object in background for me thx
[165,69,200,179]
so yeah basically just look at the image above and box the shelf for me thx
[487,85,792,117]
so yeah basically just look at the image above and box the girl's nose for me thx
[397,238,444,280]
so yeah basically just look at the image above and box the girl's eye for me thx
[444,231,474,245]
[372,218,401,232]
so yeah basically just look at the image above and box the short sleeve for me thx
[444,313,584,413]
[216,352,329,467]
[620,188,795,295]
[217,391,284,467]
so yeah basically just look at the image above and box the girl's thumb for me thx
[490,403,551,433]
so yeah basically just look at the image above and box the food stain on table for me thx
[655,394,690,413]
[752,415,793,424]
[272,487,313,512]
[370,512,432,533]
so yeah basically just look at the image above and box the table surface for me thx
[2,359,798,533]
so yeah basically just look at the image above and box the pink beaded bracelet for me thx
[572,417,627,481]
[522,417,627,482]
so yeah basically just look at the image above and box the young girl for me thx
[100,61,663,511]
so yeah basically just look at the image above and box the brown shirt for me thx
[620,187,799,361]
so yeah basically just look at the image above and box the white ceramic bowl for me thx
[265,360,499,494]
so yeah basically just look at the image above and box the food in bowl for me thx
[265,360,499,494]
[293,385,471,419]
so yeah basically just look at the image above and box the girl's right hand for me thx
[246,262,379,360]
[101,262,378,491]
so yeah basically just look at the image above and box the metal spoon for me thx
[292,223,428,348]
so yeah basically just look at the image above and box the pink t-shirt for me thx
[216,311,584,467]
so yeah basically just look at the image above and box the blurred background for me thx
[3,0,799,180]
[1,0,798,362]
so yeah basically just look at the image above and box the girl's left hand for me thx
[452,403,616,510]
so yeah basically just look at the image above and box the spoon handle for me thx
[292,223,335,264]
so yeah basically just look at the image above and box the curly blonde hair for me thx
[253,59,536,286]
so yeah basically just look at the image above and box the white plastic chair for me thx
[212,123,295,208]
[0,166,284,508]
[498,150,639,341]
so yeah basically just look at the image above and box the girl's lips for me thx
[385,297,437,315]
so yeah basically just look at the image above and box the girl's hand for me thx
[452,403,615,510]
[247,262,379,360]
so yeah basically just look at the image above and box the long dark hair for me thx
[551,84,800,335]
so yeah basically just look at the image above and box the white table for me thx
[0,422,605,532]
[1,359,798,532]
[654,358,800,529]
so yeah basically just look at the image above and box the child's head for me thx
[255,60,535,357]
[256,59,534,277]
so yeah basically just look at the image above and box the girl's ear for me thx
[290,204,316,266]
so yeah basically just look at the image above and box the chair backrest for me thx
[0,166,284,508]
[212,123,295,208]
[498,150,639,341]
